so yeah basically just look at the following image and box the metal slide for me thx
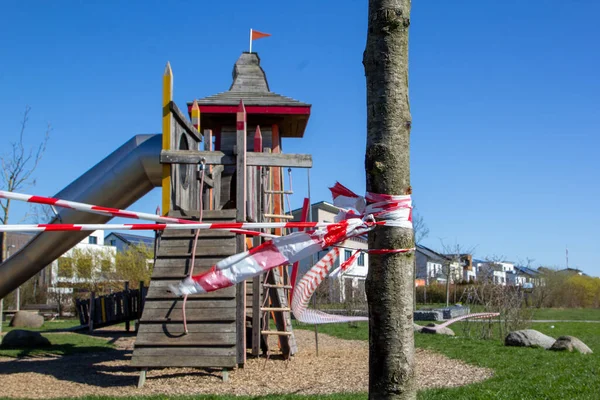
[0,134,162,299]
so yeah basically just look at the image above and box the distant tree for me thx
[115,244,153,288]
[439,240,475,306]
[0,106,50,325]
[411,203,429,245]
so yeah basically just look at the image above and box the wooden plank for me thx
[159,238,236,249]
[145,284,235,299]
[132,347,235,357]
[138,323,235,334]
[160,229,235,239]
[161,150,313,168]
[157,244,236,257]
[140,307,236,322]
[152,258,224,268]
[131,356,235,368]
[142,299,236,309]
[167,209,236,220]
[134,333,236,346]
[169,101,201,142]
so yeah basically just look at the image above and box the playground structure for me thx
[130,53,313,384]
[0,51,313,383]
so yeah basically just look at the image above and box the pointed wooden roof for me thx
[189,53,311,138]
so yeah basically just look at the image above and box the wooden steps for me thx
[131,210,238,369]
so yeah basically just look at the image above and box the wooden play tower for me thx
[131,52,312,385]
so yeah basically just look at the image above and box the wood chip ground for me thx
[0,328,492,398]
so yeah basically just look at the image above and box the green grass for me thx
[1,319,115,358]
[1,318,82,333]
[296,320,599,400]
[0,332,115,358]
[531,308,600,321]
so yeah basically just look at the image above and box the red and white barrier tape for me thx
[169,218,371,296]
[0,221,333,233]
[291,248,368,324]
[0,190,276,238]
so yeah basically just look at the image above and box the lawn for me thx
[296,320,599,400]
[530,308,600,321]
[1,319,81,333]
[0,319,115,358]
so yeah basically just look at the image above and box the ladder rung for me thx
[263,284,293,289]
[261,330,293,336]
[260,307,291,312]
[264,190,294,195]
[263,214,294,220]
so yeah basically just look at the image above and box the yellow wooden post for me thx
[161,62,173,215]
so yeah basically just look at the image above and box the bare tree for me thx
[0,106,50,325]
[439,240,475,307]
[411,203,428,310]
[412,203,429,245]
[364,1,415,398]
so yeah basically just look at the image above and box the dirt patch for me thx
[0,329,492,398]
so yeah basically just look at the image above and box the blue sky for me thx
[1,1,599,275]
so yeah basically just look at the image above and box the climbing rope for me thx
[182,158,206,334]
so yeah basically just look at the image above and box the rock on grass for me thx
[505,329,555,349]
[9,311,44,329]
[550,336,593,354]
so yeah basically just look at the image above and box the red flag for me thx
[251,30,271,40]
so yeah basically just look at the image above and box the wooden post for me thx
[88,291,95,332]
[138,368,147,388]
[251,125,263,357]
[203,129,214,210]
[161,62,173,216]
[236,100,247,366]
[271,124,283,237]
[124,281,130,332]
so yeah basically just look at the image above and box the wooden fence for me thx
[75,282,147,331]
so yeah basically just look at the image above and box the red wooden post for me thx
[253,125,263,153]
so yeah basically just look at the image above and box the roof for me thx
[195,53,310,107]
[416,245,448,262]
[189,52,311,138]
[105,232,154,248]
[514,266,541,276]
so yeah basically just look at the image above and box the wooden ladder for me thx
[258,178,297,359]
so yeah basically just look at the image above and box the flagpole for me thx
[249,28,253,53]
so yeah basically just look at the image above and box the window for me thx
[88,236,98,245]
[110,240,116,246]
[345,250,352,261]
[357,252,365,266]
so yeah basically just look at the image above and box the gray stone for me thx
[550,336,593,354]
[438,305,471,319]
[9,311,44,329]
[414,310,444,321]
[421,323,455,336]
[505,329,555,349]
[1,330,51,348]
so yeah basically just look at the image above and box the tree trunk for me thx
[363,1,415,399]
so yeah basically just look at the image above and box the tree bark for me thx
[363,1,415,399]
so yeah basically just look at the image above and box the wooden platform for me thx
[131,209,238,369]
